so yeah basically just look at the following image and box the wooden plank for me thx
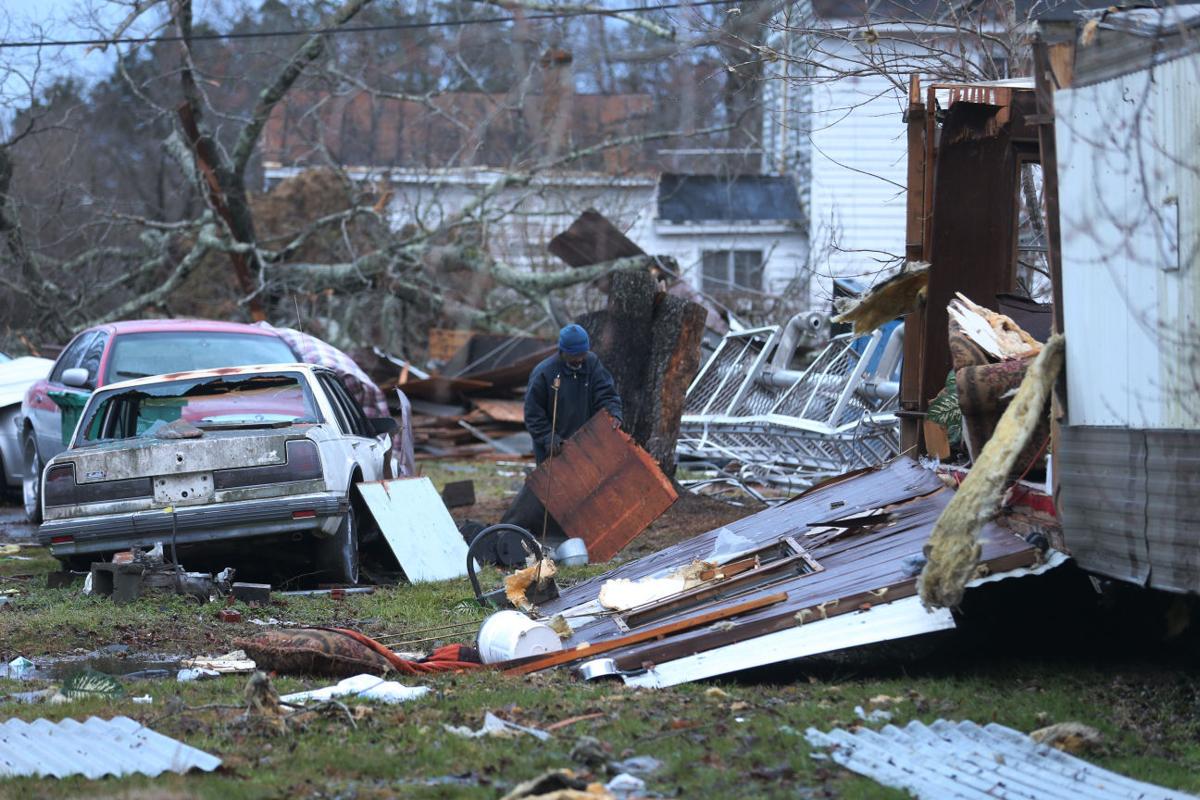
[502,592,787,676]
[471,398,525,424]
[398,375,492,403]
[356,478,469,583]
[527,409,677,562]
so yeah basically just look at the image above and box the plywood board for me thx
[357,478,469,583]
[472,398,525,424]
[527,409,677,562]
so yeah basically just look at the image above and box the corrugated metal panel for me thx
[0,715,221,779]
[806,719,1197,800]
[1057,426,1150,586]
[1056,48,1200,429]
[1143,429,1200,593]
[1059,426,1200,593]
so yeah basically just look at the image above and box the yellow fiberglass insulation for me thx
[918,334,1064,610]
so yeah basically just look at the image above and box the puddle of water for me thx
[1,653,181,682]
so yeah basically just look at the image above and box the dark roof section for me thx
[1068,4,1200,84]
[656,174,804,223]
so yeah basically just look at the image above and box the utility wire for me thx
[0,0,747,50]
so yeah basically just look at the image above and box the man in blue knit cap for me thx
[524,323,623,464]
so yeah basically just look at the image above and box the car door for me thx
[318,373,387,483]
[33,332,96,459]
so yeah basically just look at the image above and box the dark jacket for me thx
[524,352,623,463]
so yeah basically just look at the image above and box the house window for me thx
[702,249,764,292]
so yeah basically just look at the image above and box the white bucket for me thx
[477,610,563,664]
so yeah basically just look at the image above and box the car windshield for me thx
[76,372,321,445]
[103,331,296,383]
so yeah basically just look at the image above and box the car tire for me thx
[319,503,359,585]
[22,433,41,524]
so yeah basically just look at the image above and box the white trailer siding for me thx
[1056,51,1200,429]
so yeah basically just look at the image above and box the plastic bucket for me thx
[477,610,563,664]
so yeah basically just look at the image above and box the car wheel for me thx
[22,433,41,524]
[319,504,359,585]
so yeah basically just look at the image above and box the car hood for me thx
[60,427,317,482]
[0,357,53,408]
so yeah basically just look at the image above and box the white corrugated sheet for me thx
[0,716,221,779]
[806,719,1198,800]
[1056,48,1200,429]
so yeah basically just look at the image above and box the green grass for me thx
[1,550,1198,799]
[414,460,528,505]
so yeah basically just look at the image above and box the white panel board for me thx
[357,477,469,583]
[623,595,955,689]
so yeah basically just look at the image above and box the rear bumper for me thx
[37,492,349,557]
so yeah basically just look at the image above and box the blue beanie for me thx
[558,324,590,355]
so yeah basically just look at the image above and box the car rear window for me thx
[104,332,297,384]
[78,372,321,444]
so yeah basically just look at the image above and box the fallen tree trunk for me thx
[583,270,707,477]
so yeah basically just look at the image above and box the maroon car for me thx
[19,319,298,522]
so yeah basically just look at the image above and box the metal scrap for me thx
[805,719,1195,800]
[0,716,221,778]
[677,325,902,489]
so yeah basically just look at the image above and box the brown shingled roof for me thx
[263,89,657,173]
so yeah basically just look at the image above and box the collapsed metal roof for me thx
[656,174,804,223]
[533,458,1050,686]
[0,716,222,779]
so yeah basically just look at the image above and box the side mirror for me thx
[61,368,90,389]
[369,416,398,436]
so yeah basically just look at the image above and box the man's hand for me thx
[548,433,565,456]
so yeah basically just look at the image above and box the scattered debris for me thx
[499,768,606,800]
[441,479,477,509]
[677,324,902,489]
[280,674,429,705]
[357,477,470,582]
[180,650,256,675]
[61,670,125,700]
[855,704,893,723]
[444,712,551,742]
[504,559,559,611]
[1029,722,1104,755]
[232,582,271,604]
[805,719,1185,800]
[919,334,1064,609]
[533,458,1054,688]
[833,261,929,335]
[0,716,221,778]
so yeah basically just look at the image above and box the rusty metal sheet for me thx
[527,410,677,562]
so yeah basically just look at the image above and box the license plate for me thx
[153,473,215,506]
